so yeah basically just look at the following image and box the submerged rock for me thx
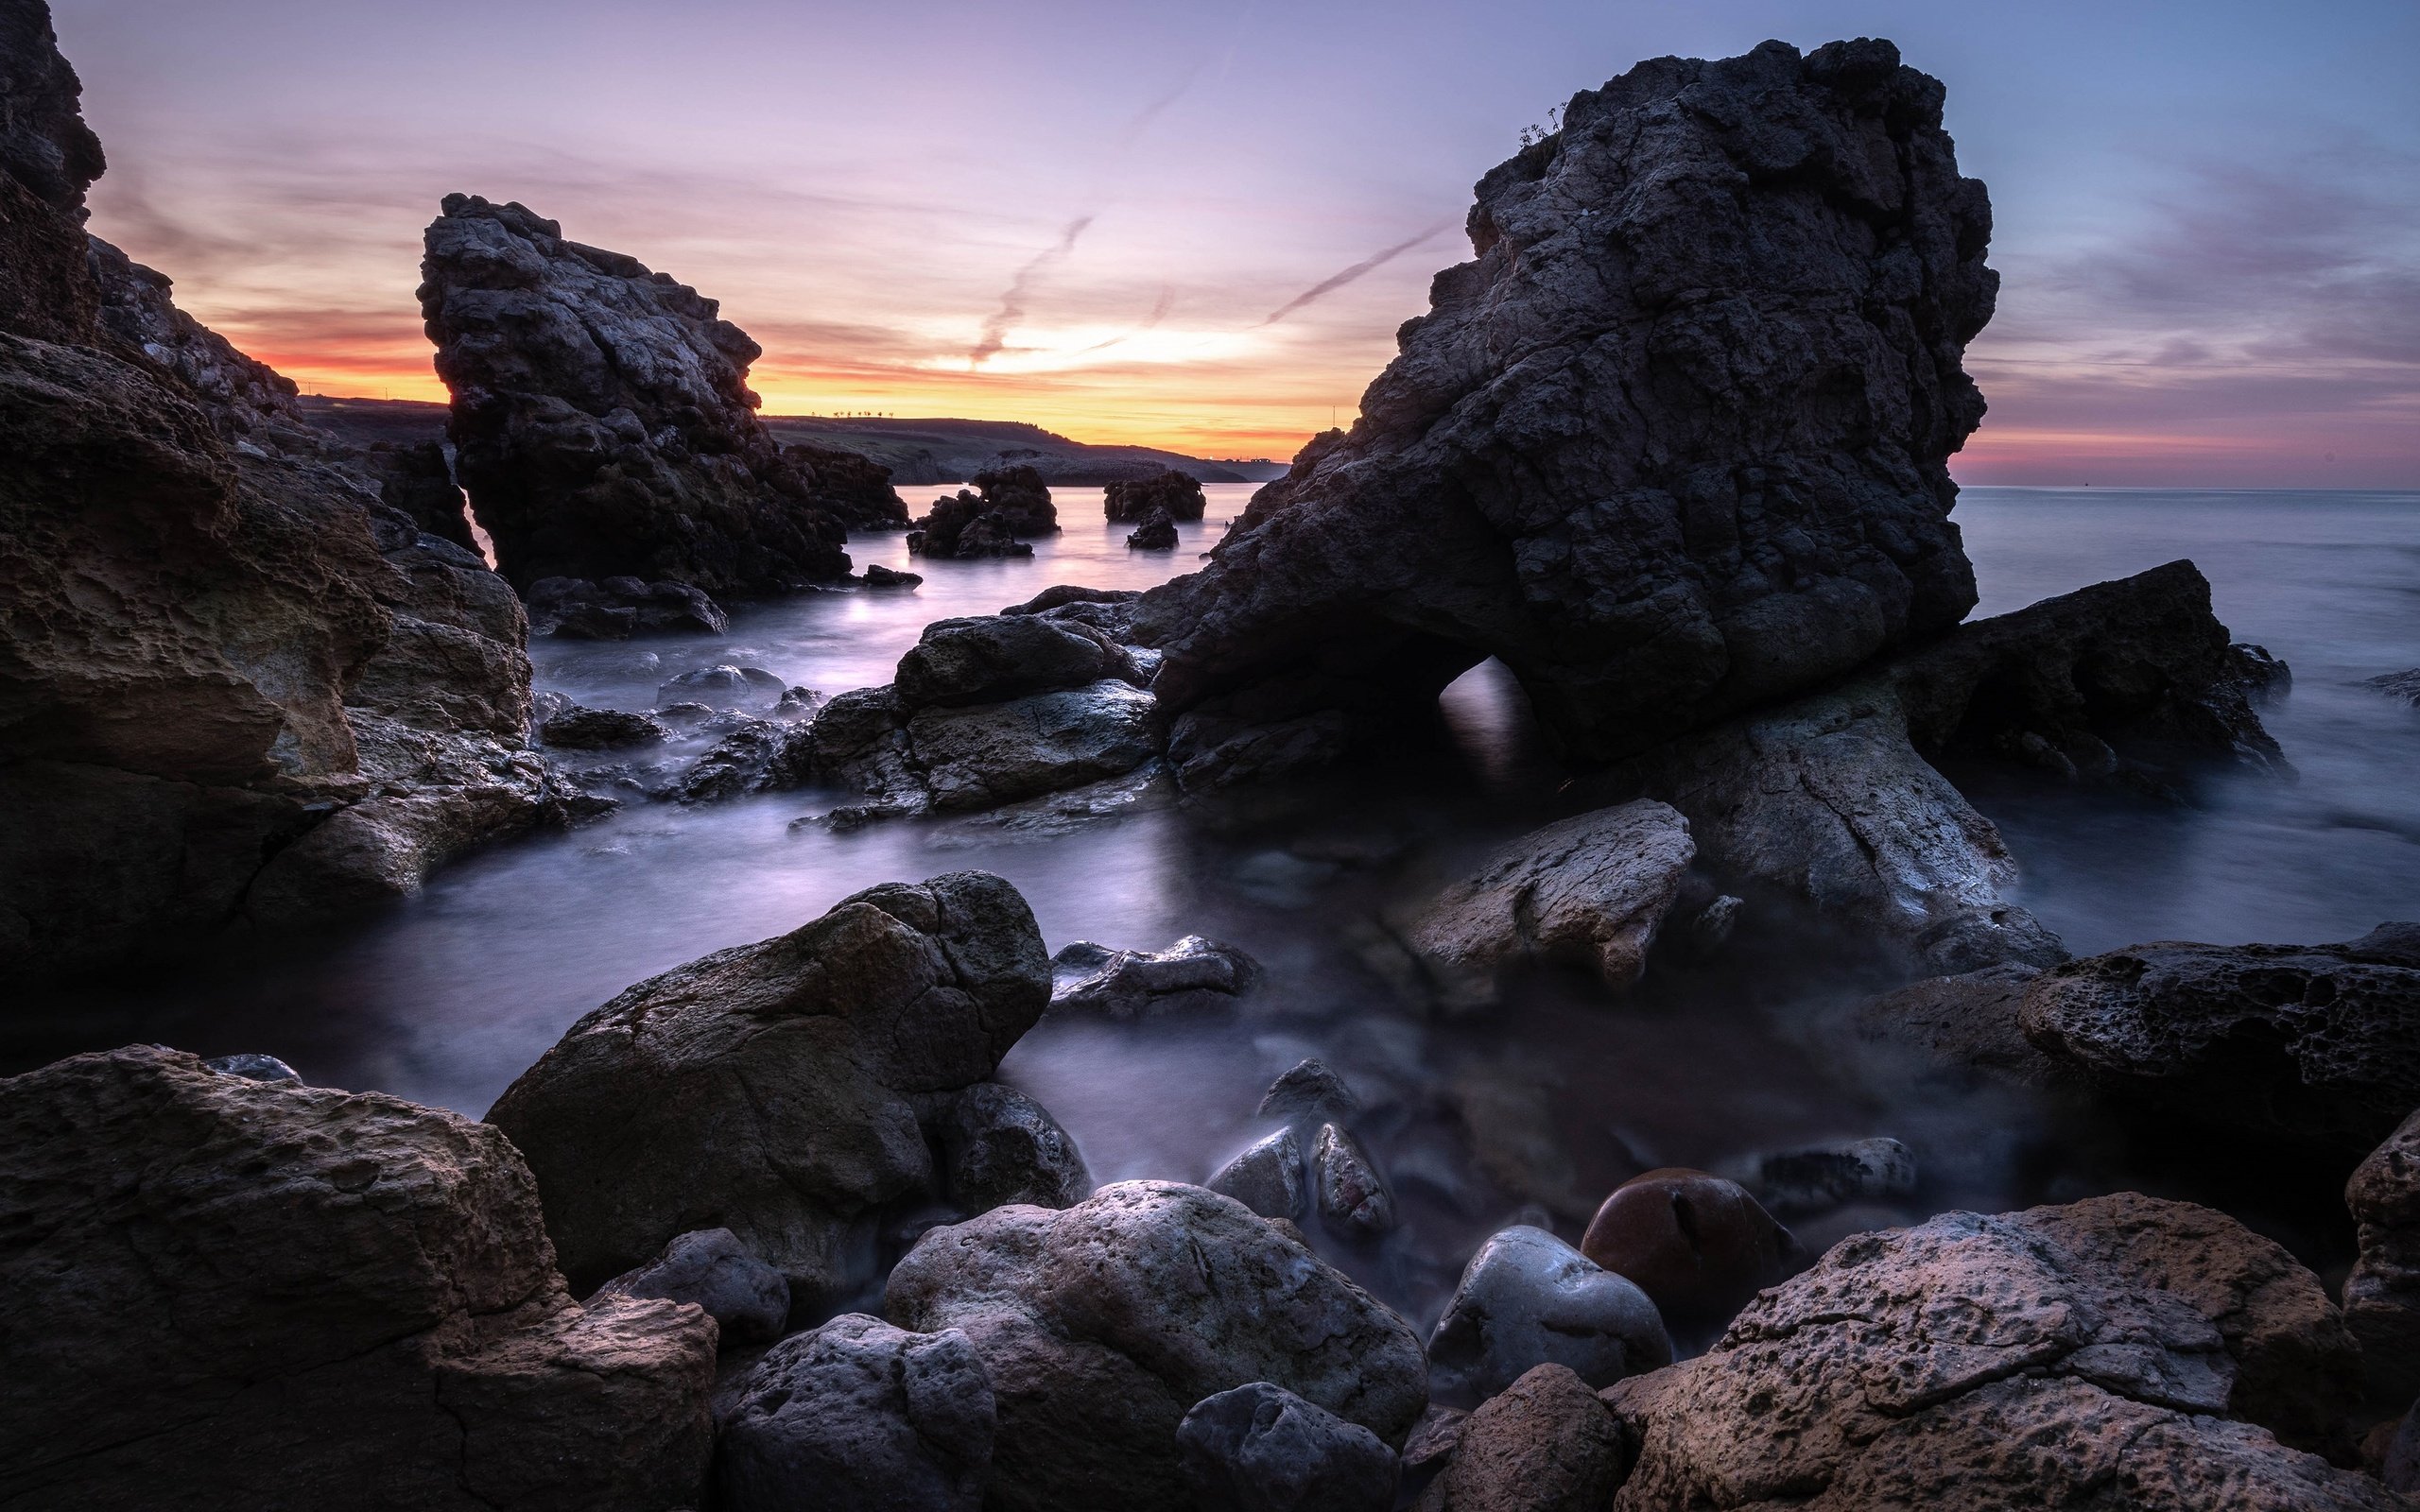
[420,194,884,593]
[1426,1225,1671,1404]
[1411,801,1696,992]
[2345,1108,2420,1409]
[1602,1194,2381,1509]
[2016,923,2420,1157]
[1579,1168,1797,1318]
[1416,1364,1631,1512]
[882,1181,1429,1512]
[487,871,1052,1300]
[1049,934,1263,1019]
[1126,505,1180,550]
[1178,1381,1400,1512]
[0,1045,716,1509]
[1727,1137,1917,1217]
[594,1227,790,1347]
[1103,467,1205,523]
[716,1314,993,1512]
[1135,40,1997,769]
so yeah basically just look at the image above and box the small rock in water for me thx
[656,663,786,712]
[931,1082,1092,1213]
[1102,468,1205,523]
[201,1052,300,1084]
[771,685,826,722]
[1207,1128,1306,1221]
[2360,667,2420,707]
[1049,935,1262,1020]
[539,705,666,749]
[1125,505,1180,551]
[526,576,731,638]
[715,1314,994,1512]
[1729,1137,1917,1217]
[1313,1123,1395,1237]
[1176,1381,1399,1512]
[1417,1364,1630,1512]
[860,562,922,588]
[1426,1225,1672,1403]
[1257,1058,1361,1124]
[1580,1168,1797,1318]
[593,1227,789,1346]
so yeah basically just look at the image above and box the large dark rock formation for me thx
[1134,39,1996,766]
[0,4,554,978]
[0,1045,717,1510]
[1602,1194,2379,1507]
[1103,467,1205,523]
[419,194,893,593]
[908,464,1060,559]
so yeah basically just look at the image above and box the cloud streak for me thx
[1255,222,1453,327]
[969,215,1096,367]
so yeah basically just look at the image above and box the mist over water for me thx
[18,485,2419,1326]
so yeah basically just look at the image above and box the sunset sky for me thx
[52,0,2420,484]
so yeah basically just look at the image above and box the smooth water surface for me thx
[21,485,2420,1323]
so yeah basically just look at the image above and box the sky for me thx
[50,0,2420,484]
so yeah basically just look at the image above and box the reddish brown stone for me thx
[1579,1168,1795,1318]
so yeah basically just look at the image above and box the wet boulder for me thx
[1603,1194,2384,1510]
[1579,1168,1797,1319]
[895,613,1143,709]
[911,680,1162,810]
[657,663,786,712]
[1259,1057,1361,1123]
[1102,467,1205,523]
[1126,505,1180,550]
[1427,1226,1671,1404]
[1416,1364,1631,1512]
[882,1180,1430,1512]
[716,1314,993,1512]
[2346,1108,2420,1409]
[860,561,922,587]
[1179,1381,1400,1512]
[202,1050,301,1082]
[1314,1123,1397,1237]
[0,1045,717,1510]
[926,1081,1093,1212]
[1049,934,1263,1019]
[1411,801,1695,992]
[593,1227,790,1347]
[539,705,666,748]
[2360,669,2420,708]
[1209,1128,1308,1221]
[487,871,1052,1301]
[2016,923,2420,1157]
[525,576,730,638]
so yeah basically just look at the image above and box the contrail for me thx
[1080,284,1178,354]
[1117,64,1202,148]
[1255,222,1454,327]
[970,215,1095,366]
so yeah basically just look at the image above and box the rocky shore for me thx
[5,9,2416,1509]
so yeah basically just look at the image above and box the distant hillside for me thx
[295,397,1289,487]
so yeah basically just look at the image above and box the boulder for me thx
[419,194,878,593]
[1602,1194,2385,1509]
[1126,505,1180,550]
[593,1227,790,1347]
[1133,41,1996,768]
[1102,467,1206,523]
[1178,1381,1400,1512]
[1049,934,1263,1020]
[927,1080,1093,1212]
[882,1180,1430,1512]
[861,561,922,587]
[715,1314,993,1512]
[781,438,910,528]
[203,1050,301,1082]
[908,466,1057,558]
[895,614,1143,709]
[1314,1123,1397,1236]
[1427,1226,1671,1404]
[1411,801,1695,992]
[2360,669,2420,708]
[0,1045,716,1510]
[1416,1365,1631,1512]
[2346,1108,2420,1408]
[658,663,786,711]
[2016,923,2420,1157]
[539,705,666,748]
[1208,1128,1307,1221]
[1579,1168,1797,1318]
[1727,1137,1916,1217]
[1853,963,2060,1088]
[526,576,730,638]
[486,871,1052,1300]
[910,681,1163,810]
[967,463,1058,535]
[1259,1057,1361,1123]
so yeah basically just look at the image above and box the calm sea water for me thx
[19,484,2419,1322]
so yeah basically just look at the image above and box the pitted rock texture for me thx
[2017,923,2420,1157]
[1178,1381,1400,1512]
[2345,1108,2420,1408]
[1103,467,1206,523]
[1412,800,1695,991]
[1135,39,1996,766]
[1415,1364,1632,1512]
[420,193,890,593]
[594,1226,790,1347]
[0,1045,716,1511]
[487,871,1052,1300]
[1601,1194,2383,1510]
[883,1180,1430,1512]
[1,10,553,977]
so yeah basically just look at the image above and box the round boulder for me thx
[1579,1168,1797,1318]
[593,1227,790,1347]
[1427,1225,1671,1403]
[1177,1381,1399,1512]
